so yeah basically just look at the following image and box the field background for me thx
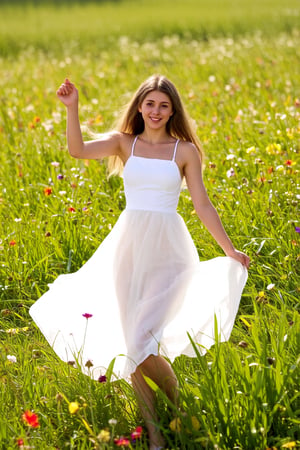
[0,0,299,449]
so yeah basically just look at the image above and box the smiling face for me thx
[138,90,173,131]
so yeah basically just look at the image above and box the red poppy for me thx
[17,438,24,447]
[22,410,40,428]
[9,240,17,246]
[68,206,76,212]
[44,187,52,196]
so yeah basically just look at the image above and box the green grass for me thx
[0,0,300,56]
[0,1,300,448]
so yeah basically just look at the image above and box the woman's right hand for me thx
[56,78,78,107]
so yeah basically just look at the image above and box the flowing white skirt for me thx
[30,209,248,380]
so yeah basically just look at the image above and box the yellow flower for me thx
[265,143,282,155]
[282,442,297,448]
[98,429,110,443]
[246,146,256,155]
[169,417,181,432]
[69,402,79,414]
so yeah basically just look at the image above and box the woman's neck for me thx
[139,130,173,145]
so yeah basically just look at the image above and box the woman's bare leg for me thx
[131,355,179,449]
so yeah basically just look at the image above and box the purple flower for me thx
[57,174,64,180]
[295,226,300,233]
[98,375,107,383]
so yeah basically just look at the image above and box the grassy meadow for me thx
[0,0,299,448]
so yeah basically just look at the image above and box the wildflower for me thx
[9,240,17,246]
[44,187,52,196]
[285,160,294,166]
[98,429,110,443]
[226,168,235,178]
[22,410,40,428]
[45,231,51,237]
[55,393,63,402]
[267,283,275,290]
[282,442,297,448]
[68,402,79,414]
[16,438,24,447]
[109,418,117,426]
[33,116,41,124]
[57,174,64,180]
[115,437,130,446]
[238,340,248,348]
[68,206,76,212]
[295,227,300,233]
[85,360,93,368]
[98,375,107,383]
[266,143,282,155]
[51,161,60,167]
[246,146,256,155]
[82,313,93,319]
[7,355,17,363]
[169,417,181,432]
[131,426,143,440]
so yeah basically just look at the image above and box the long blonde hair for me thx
[108,74,204,175]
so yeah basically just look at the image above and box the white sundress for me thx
[29,136,248,380]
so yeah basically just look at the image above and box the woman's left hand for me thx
[226,248,250,269]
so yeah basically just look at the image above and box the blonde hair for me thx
[108,74,204,176]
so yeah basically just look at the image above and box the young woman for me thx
[30,75,249,450]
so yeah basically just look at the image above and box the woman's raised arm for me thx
[56,78,122,160]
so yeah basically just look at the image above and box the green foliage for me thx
[0,0,299,448]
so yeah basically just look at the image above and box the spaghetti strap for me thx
[172,139,180,161]
[131,135,139,156]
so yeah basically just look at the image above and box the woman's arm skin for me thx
[182,142,250,268]
[56,79,126,160]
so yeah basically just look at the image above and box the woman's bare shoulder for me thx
[178,141,201,163]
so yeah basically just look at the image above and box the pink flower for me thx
[115,437,130,447]
[82,313,93,319]
[131,426,143,440]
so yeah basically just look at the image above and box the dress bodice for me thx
[123,136,182,213]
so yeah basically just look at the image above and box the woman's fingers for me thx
[56,81,73,96]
